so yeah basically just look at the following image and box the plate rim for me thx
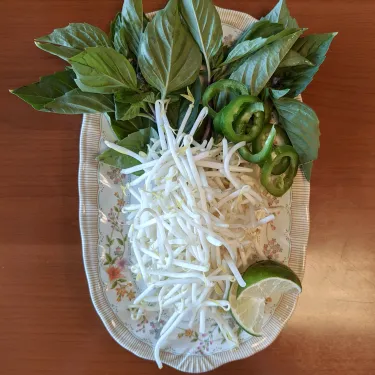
[79,7,310,373]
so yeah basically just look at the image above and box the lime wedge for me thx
[229,260,302,336]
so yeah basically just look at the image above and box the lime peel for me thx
[229,260,302,336]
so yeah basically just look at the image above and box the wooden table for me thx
[1,1,374,374]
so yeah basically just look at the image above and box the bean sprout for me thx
[119,104,274,368]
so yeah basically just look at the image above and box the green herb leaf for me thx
[70,47,137,94]
[211,43,225,68]
[220,38,267,67]
[223,27,304,77]
[180,0,222,81]
[270,88,290,99]
[110,13,129,57]
[10,70,76,110]
[121,0,143,55]
[142,13,150,30]
[115,101,147,121]
[35,23,110,61]
[45,89,115,114]
[34,43,81,61]
[263,0,299,29]
[11,70,114,114]
[276,33,337,96]
[166,99,181,129]
[117,238,124,246]
[236,20,284,45]
[279,49,314,68]
[230,29,303,96]
[105,113,149,139]
[301,161,313,181]
[273,98,320,181]
[138,0,202,99]
[97,127,158,174]
[115,90,155,104]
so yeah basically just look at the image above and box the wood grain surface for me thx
[0,1,374,374]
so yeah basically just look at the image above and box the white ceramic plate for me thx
[79,7,310,373]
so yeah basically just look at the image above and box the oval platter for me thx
[79,6,310,373]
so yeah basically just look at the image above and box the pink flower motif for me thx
[263,238,283,259]
[107,168,122,184]
[115,258,126,270]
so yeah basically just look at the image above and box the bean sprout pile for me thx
[105,100,274,368]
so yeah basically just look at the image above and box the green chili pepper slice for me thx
[213,95,265,143]
[202,79,248,119]
[261,145,299,197]
[239,126,276,164]
[233,104,265,142]
[253,124,292,175]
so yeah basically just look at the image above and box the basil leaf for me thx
[166,100,181,129]
[45,89,114,114]
[138,0,202,99]
[220,38,266,67]
[177,77,202,133]
[270,88,290,99]
[34,43,81,61]
[279,49,314,68]
[142,13,149,30]
[11,69,114,114]
[35,23,110,61]
[143,92,157,104]
[293,33,337,59]
[115,101,146,121]
[110,13,129,57]
[180,0,222,81]
[122,0,143,55]
[115,90,155,104]
[236,20,284,45]
[211,43,225,68]
[273,98,320,181]
[70,47,137,94]
[105,113,149,139]
[140,116,155,131]
[301,161,313,181]
[10,70,76,110]
[263,0,299,29]
[97,127,157,174]
[230,29,303,96]
[277,33,337,96]
[223,27,304,76]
